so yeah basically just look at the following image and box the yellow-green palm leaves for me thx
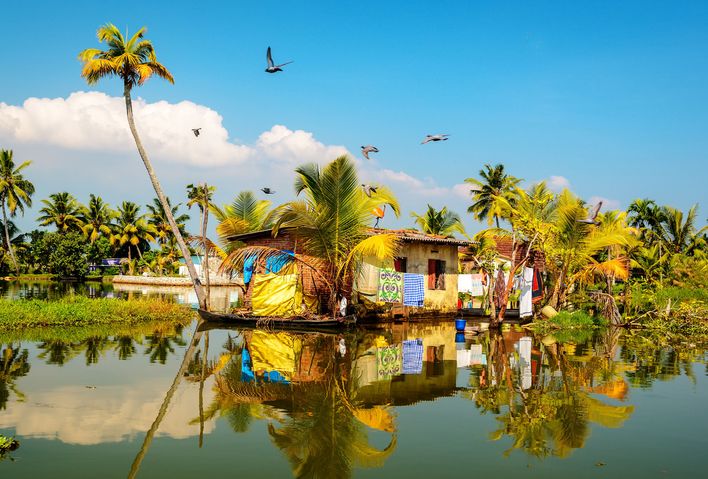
[37,192,84,233]
[410,205,466,237]
[465,163,521,227]
[79,24,174,88]
[81,194,116,243]
[0,150,34,273]
[212,191,272,250]
[113,201,156,260]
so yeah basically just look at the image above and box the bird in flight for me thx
[192,128,201,137]
[265,47,293,73]
[261,187,276,195]
[421,134,450,144]
[372,205,386,228]
[361,184,378,197]
[577,201,603,225]
[361,145,379,160]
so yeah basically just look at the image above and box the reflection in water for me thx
[466,329,635,457]
[0,320,706,478]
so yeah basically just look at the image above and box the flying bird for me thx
[265,46,293,73]
[361,184,378,197]
[421,134,450,144]
[261,187,276,195]
[192,128,201,137]
[361,145,379,160]
[577,201,603,225]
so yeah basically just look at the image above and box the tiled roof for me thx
[368,228,474,246]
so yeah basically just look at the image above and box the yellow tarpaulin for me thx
[248,330,302,378]
[251,265,301,317]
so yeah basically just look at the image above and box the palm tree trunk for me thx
[123,84,206,309]
[202,206,210,311]
[1,200,19,274]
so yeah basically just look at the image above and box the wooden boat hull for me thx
[197,309,357,331]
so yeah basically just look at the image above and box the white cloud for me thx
[588,195,621,211]
[452,183,474,198]
[0,92,352,167]
[546,175,571,192]
[372,168,449,196]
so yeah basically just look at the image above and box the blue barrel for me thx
[455,318,467,332]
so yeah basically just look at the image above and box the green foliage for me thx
[48,232,89,278]
[87,236,113,266]
[0,434,19,460]
[410,204,466,237]
[0,297,193,330]
[530,310,607,335]
[37,192,84,233]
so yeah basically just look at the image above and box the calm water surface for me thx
[1,318,706,478]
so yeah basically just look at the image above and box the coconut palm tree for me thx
[222,156,401,313]
[78,23,206,308]
[658,205,704,254]
[1,343,31,410]
[410,205,466,237]
[146,197,189,247]
[212,191,272,251]
[81,194,116,243]
[114,201,157,261]
[37,192,84,233]
[187,183,216,310]
[0,220,28,274]
[465,163,521,227]
[0,150,34,274]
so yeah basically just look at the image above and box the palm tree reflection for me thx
[468,329,634,458]
[201,330,397,478]
[1,343,31,409]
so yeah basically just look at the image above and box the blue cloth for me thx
[402,339,423,374]
[241,348,254,382]
[265,250,294,274]
[243,255,256,284]
[403,273,425,306]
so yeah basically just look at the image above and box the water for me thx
[1,319,706,478]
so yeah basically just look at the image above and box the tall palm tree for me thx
[81,194,116,243]
[658,205,704,254]
[114,201,157,261]
[146,197,189,247]
[212,191,272,251]
[410,204,466,237]
[0,150,34,274]
[37,192,84,233]
[79,23,206,308]
[465,163,521,227]
[187,183,216,310]
[223,156,401,313]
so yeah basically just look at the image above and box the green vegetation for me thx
[0,297,193,330]
[0,435,19,459]
[410,204,466,237]
[528,310,608,335]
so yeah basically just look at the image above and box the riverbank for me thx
[0,297,194,330]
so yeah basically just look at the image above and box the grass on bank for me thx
[527,310,608,335]
[0,296,193,330]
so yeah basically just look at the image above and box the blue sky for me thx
[1,0,707,236]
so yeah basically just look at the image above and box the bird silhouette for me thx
[265,47,293,73]
[421,134,450,144]
[361,145,379,160]
[261,187,276,195]
[192,128,201,137]
[577,201,603,225]
[361,184,378,197]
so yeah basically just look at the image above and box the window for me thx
[427,259,446,290]
[394,257,407,273]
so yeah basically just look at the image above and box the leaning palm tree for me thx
[146,197,189,247]
[465,163,521,227]
[37,192,84,233]
[0,150,34,274]
[221,156,401,314]
[81,194,116,243]
[410,204,466,237]
[79,23,206,308]
[114,201,157,261]
[211,191,272,251]
[187,183,216,310]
